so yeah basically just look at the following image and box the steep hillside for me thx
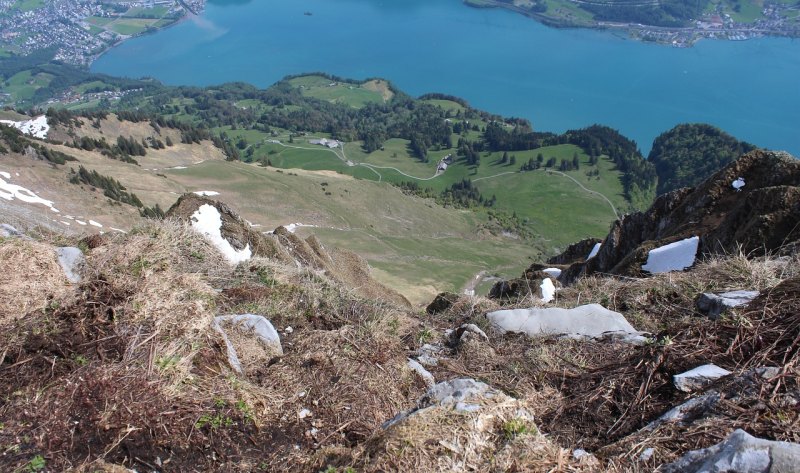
[0,118,539,304]
[649,123,756,195]
[1,173,798,471]
[489,149,799,297]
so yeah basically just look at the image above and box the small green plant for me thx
[417,328,434,344]
[73,354,88,366]
[235,399,253,422]
[256,268,277,286]
[502,418,537,440]
[26,454,46,472]
[76,240,90,254]
[189,250,205,260]
[387,317,400,336]
[131,257,151,277]
[195,413,233,430]
[155,355,180,371]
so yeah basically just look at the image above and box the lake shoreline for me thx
[463,0,799,47]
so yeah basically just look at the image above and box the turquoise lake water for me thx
[91,0,800,155]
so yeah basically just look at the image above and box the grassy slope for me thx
[3,117,536,305]
[165,160,536,304]
[223,123,627,252]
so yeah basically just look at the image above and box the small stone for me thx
[639,447,655,462]
[56,247,85,283]
[0,224,24,238]
[573,449,590,460]
[298,408,312,419]
[285,326,294,334]
[696,290,759,319]
[674,364,731,392]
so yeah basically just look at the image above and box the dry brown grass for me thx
[2,216,797,472]
[0,238,75,323]
[338,388,594,473]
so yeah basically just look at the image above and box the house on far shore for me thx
[309,138,340,149]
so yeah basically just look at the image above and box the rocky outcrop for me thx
[488,265,559,300]
[552,150,800,284]
[426,292,461,314]
[547,237,603,265]
[660,429,800,473]
[167,194,410,308]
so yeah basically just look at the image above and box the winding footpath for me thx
[273,138,618,218]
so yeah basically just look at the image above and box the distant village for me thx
[0,0,205,65]
[603,3,800,46]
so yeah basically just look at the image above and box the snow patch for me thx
[110,227,127,233]
[0,171,9,179]
[0,115,49,139]
[89,220,103,228]
[732,177,746,191]
[642,236,699,274]
[193,191,220,197]
[587,242,601,260]
[0,172,59,212]
[542,267,562,278]
[540,278,555,303]
[285,223,317,234]
[191,204,252,264]
[171,166,188,170]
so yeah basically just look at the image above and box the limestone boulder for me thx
[486,303,642,341]
[660,429,800,473]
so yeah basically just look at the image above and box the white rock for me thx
[56,247,85,283]
[661,429,800,473]
[417,343,445,367]
[674,364,731,392]
[487,303,640,341]
[0,223,24,238]
[641,236,699,273]
[407,358,435,388]
[697,290,759,319]
[382,378,496,429]
[573,449,591,460]
[732,177,746,191]
[212,314,282,374]
[452,324,489,344]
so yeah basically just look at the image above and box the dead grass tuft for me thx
[0,238,75,323]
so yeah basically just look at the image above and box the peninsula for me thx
[465,0,800,46]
